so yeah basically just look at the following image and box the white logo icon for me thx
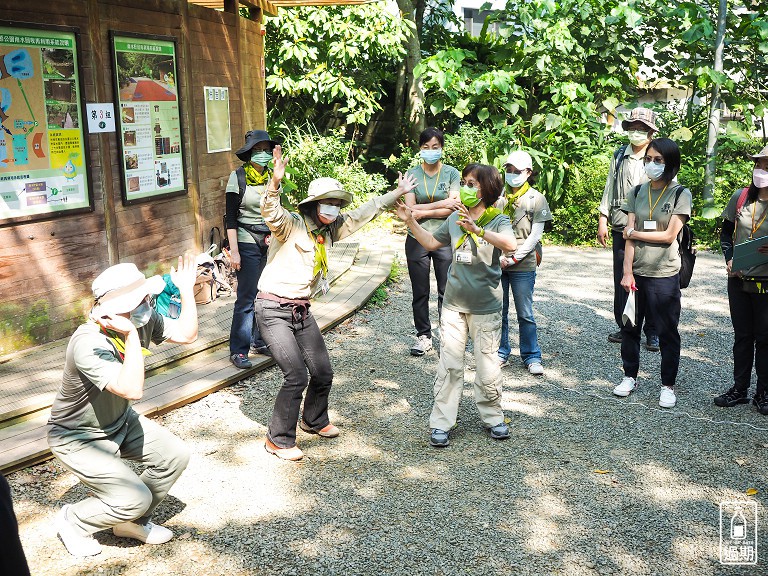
[720,501,758,565]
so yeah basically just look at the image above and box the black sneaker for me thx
[645,335,660,352]
[429,428,449,447]
[230,353,252,369]
[608,331,622,343]
[714,387,750,408]
[753,394,768,415]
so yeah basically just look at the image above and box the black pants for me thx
[612,230,657,338]
[255,299,334,448]
[621,274,681,386]
[405,234,452,337]
[728,277,768,396]
[0,474,30,576]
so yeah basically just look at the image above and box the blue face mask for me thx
[251,150,273,167]
[129,300,152,328]
[644,162,665,181]
[505,172,528,188]
[420,149,442,165]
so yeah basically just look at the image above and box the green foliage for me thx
[275,126,389,207]
[549,154,611,245]
[264,4,413,127]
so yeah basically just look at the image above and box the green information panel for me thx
[112,33,186,204]
[0,25,92,225]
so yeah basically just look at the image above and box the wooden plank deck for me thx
[0,242,392,473]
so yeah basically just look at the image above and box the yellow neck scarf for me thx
[311,229,329,279]
[455,207,502,250]
[243,163,270,186]
[97,323,151,359]
[503,182,529,217]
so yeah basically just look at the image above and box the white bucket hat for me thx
[91,263,165,317]
[298,177,353,208]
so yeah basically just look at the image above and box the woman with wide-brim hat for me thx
[255,146,416,460]
[226,129,278,370]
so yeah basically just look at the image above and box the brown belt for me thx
[257,291,310,306]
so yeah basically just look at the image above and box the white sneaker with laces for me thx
[410,335,433,356]
[56,505,102,557]
[113,520,174,544]
[527,362,544,375]
[613,376,637,397]
[659,386,677,408]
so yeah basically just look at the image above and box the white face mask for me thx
[644,162,665,181]
[318,203,341,220]
[627,130,650,147]
[505,172,528,188]
[129,300,152,328]
[753,168,768,189]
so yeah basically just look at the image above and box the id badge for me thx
[455,251,472,264]
[643,220,657,231]
[319,278,330,295]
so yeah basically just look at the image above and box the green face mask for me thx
[460,185,481,208]
[251,150,273,167]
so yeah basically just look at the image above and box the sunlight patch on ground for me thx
[633,463,708,506]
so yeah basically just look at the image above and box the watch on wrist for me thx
[627,228,634,238]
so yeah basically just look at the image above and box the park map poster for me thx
[112,34,185,204]
[0,26,91,224]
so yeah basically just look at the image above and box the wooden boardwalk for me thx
[0,242,394,474]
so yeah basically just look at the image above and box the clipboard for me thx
[732,236,768,272]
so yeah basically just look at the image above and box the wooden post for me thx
[179,0,203,251]
[87,0,119,264]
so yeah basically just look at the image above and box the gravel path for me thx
[7,230,767,576]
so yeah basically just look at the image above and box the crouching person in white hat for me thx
[256,146,416,461]
[48,255,198,556]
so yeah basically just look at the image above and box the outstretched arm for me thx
[394,200,445,252]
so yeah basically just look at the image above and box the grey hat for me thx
[621,107,659,132]
[749,145,768,161]
[298,177,353,209]
[235,129,278,162]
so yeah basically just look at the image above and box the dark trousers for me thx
[230,242,267,355]
[255,299,334,448]
[621,274,681,386]
[0,474,30,576]
[405,234,452,337]
[728,277,768,396]
[612,231,656,338]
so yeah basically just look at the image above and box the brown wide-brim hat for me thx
[235,130,278,162]
[621,107,659,132]
[298,177,353,209]
[749,145,768,161]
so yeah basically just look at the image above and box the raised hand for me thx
[95,312,137,336]
[170,253,197,293]
[396,171,417,195]
[394,199,414,223]
[271,145,287,183]
[456,204,480,234]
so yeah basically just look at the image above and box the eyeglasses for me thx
[643,156,665,165]
[460,180,479,188]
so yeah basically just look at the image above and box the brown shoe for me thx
[264,438,304,461]
[299,421,340,438]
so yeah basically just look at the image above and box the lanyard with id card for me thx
[645,184,667,232]
[455,238,473,265]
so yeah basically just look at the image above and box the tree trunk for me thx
[396,0,426,147]
[703,0,727,219]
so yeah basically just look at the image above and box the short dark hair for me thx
[419,127,444,148]
[647,138,681,182]
[463,163,503,207]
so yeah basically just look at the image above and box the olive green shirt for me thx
[225,169,266,245]
[432,212,515,314]
[405,164,461,234]
[496,187,552,272]
[621,181,692,278]
[722,189,768,277]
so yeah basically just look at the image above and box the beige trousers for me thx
[429,308,504,431]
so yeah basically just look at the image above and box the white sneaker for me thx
[498,357,509,368]
[410,335,433,356]
[113,520,174,545]
[659,386,677,408]
[527,362,544,375]
[613,376,637,397]
[56,505,102,557]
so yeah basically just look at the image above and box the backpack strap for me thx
[236,165,247,207]
[735,186,750,215]
[612,144,628,203]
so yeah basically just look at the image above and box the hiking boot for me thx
[250,345,272,357]
[613,376,637,397]
[56,505,102,557]
[645,335,660,352]
[265,438,304,461]
[299,420,340,438]
[113,520,174,545]
[429,428,449,447]
[230,353,252,369]
[608,331,622,343]
[411,335,433,357]
[714,387,750,408]
[753,393,768,416]
[659,386,677,408]
[489,422,510,440]
[527,362,544,376]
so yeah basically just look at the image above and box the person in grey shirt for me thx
[597,107,660,351]
[48,256,198,557]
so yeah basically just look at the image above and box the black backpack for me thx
[633,184,696,288]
